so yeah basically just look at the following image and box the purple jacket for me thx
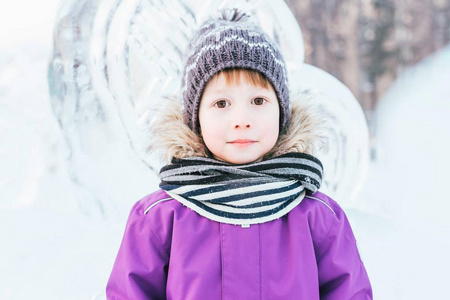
[107,189,372,299]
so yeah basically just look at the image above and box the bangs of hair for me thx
[213,68,272,89]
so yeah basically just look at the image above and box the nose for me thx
[235,122,251,129]
[233,108,252,129]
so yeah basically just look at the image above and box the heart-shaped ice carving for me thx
[48,0,367,215]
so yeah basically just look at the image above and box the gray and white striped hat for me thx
[181,8,290,134]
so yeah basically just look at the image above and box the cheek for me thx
[261,107,280,139]
[267,123,280,145]
[199,115,222,148]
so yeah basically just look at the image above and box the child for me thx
[107,8,372,299]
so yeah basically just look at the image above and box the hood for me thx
[147,91,328,164]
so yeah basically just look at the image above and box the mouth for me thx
[228,139,257,145]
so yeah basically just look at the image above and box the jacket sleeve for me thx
[106,200,169,300]
[316,203,373,299]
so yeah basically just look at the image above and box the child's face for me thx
[198,72,280,164]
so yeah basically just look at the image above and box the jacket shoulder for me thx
[304,192,372,297]
[297,191,348,252]
[135,189,183,253]
[137,189,179,215]
[303,191,342,216]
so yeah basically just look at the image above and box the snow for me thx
[1,0,450,299]
[364,45,450,299]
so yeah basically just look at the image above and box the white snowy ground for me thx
[1,1,450,299]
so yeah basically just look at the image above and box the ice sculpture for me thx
[291,64,369,205]
[48,0,368,216]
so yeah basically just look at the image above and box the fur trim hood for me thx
[147,92,328,164]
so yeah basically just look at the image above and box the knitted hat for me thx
[181,8,290,134]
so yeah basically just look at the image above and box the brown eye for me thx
[214,100,229,108]
[252,97,267,105]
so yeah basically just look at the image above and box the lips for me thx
[228,139,257,145]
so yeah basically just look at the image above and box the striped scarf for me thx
[159,153,323,225]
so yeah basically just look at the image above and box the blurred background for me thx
[1,0,449,299]
[287,0,450,158]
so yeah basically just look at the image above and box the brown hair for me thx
[210,68,273,89]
